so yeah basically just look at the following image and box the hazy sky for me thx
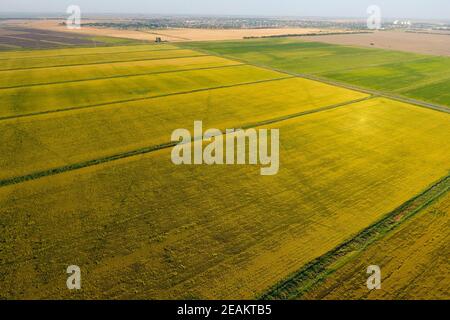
[1,0,449,19]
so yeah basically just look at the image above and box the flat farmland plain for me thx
[0,44,178,59]
[1,41,449,300]
[0,26,140,50]
[0,56,242,89]
[0,47,202,71]
[300,31,450,56]
[1,97,449,299]
[0,77,367,180]
[0,64,285,118]
[184,38,450,107]
[301,191,450,300]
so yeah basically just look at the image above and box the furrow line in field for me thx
[0,95,374,188]
[0,76,292,122]
[258,173,450,300]
[0,63,244,90]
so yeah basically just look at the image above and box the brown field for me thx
[301,30,450,56]
[0,28,27,36]
[13,19,160,41]
[141,28,331,42]
[0,25,136,50]
[9,19,338,42]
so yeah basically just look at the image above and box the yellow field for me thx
[1,42,449,300]
[0,44,178,60]
[0,48,204,71]
[0,64,284,118]
[302,191,450,300]
[1,98,449,299]
[0,56,242,89]
[0,77,366,180]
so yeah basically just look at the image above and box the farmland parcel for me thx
[184,38,450,107]
[1,97,449,298]
[0,41,449,300]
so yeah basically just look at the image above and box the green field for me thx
[183,38,450,107]
[1,96,449,299]
[0,41,449,300]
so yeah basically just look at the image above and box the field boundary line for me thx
[0,53,208,72]
[0,76,293,122]
[0,63,245,90]
[258,173,450,300]
[0,95,374,188]
[180,45,450,114]
[0,46,182,62]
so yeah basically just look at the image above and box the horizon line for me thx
[0,12,449,22]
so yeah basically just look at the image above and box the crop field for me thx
[300,31,450,56]
[0,56,241,89]
[0,64,287,119]
[0,40,449,300]
[0,43,178,59]
[0,47,202,71]
[0,77,366,180]
[301,191,450,300]
[0,27,138,50]
[184,38,450,107]
[1,94,450,298]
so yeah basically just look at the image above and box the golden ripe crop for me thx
[0,56,241,89]
[0,77,366,180]
[0,64,283,118]
[1,98,449,299]
[302,192,450,300]
[0,44,178,60]
[0,47,202,71]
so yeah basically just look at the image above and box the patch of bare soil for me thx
[7,20,348,42]
[142,27,331,41]
[301,30,450,56]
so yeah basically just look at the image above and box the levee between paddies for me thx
[1,97,449,299]
[302,191,450,300]
[0,77,367,180]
